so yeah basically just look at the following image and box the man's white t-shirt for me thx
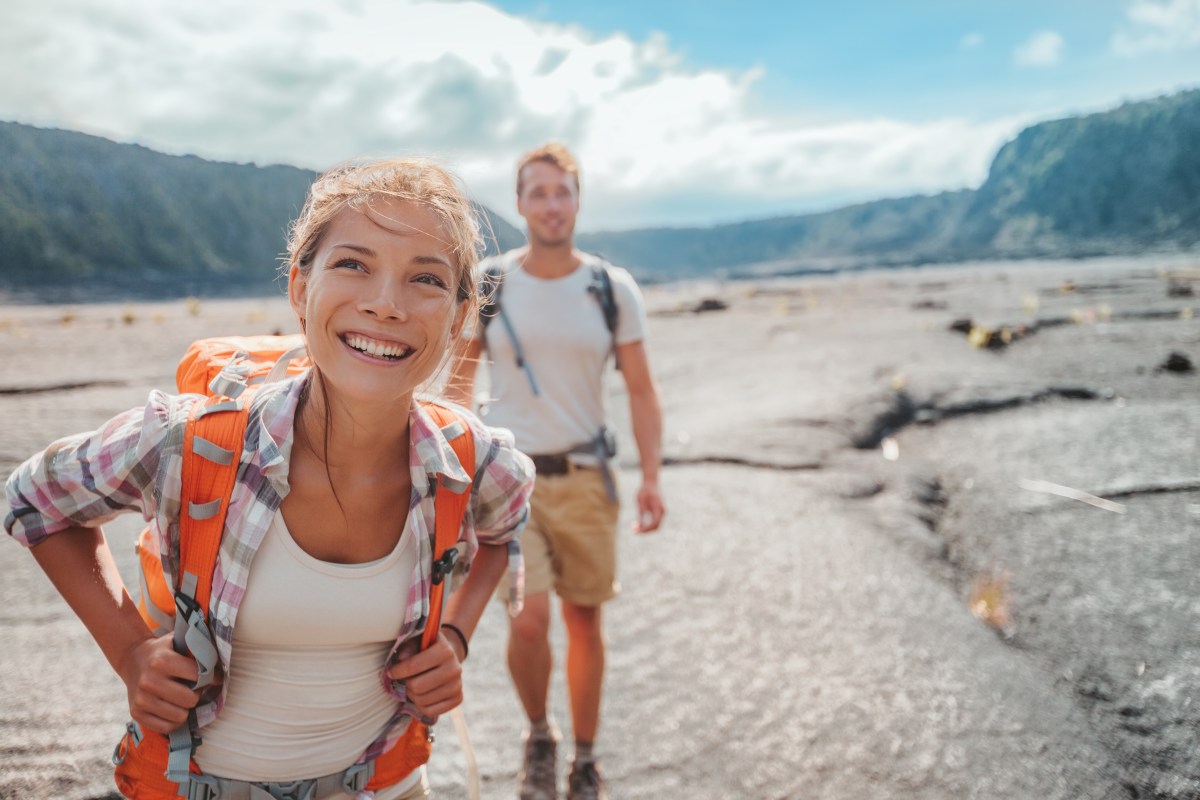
[473,252,647,457]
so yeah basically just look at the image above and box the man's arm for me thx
[444,337,484,408]
[616,339,665,533]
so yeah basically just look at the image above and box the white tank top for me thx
[194,510,420,797]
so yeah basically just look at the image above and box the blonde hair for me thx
[516,142,580,198]
[288,158,483,323]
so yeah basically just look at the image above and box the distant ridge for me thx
[578,87,1200,280]
[0,124,523,301]
[2,87,1199,300]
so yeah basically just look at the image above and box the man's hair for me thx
[516,142,580,197]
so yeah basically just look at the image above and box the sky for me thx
[2,0,1199,232]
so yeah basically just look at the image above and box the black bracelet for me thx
[442,623,469,661]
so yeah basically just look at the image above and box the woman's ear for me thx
[288,264,308,321]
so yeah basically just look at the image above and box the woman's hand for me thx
[386,633,465,718]
[117,634,202,734]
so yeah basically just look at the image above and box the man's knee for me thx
[561,601,603,643]
[509,592,552,645]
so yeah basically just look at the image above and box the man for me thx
[447,143,665,800]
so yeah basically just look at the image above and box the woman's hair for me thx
[287,158,484,323]
[516,142,580,198]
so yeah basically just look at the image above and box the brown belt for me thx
[529,454,596,476]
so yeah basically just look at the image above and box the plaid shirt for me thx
[5,374,533,744]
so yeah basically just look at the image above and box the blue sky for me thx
[1,0,1198,231]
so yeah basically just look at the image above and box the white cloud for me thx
[960,32,984,50]
[1113,0,1200,55]
[1014,30,1065,67]
[0,0,1027,230]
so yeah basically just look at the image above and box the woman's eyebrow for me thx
[329,243,376,257]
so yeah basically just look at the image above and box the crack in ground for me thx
[662,455,823,471]
[0,379,128,395]
[846,386,1108,449]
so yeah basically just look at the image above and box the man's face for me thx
[516,161,579,248]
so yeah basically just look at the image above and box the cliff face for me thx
[577,88,1200,279]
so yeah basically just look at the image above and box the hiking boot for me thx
[518,730,558,800]
[566,760,607,800]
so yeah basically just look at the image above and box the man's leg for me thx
[508,590,553,722]
[560,600,604,744]
[510,590,559,800]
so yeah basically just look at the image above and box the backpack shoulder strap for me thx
[419,402,477,650]
[175,395,248,672]
[589,260,620,336]
[161,393,249,788]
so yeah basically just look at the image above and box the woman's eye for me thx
[416,273,449,289]
[332,258,366,272]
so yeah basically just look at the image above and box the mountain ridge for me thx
[2,87,1198,300]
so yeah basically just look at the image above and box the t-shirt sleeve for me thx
[610,266,648,346]
[4,390,183,547]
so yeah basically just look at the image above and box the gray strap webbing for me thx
[497,308,540,397]
[182,760,374,800]
[439,417,467,445]
[188,498,223,520]
[191,436,235,466]
[196,399,240,418]
[260,344,309,386]
[568,432,618,502]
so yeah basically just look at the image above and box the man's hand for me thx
[118,634,202,734]
[386,634,465,718]
[633,481,665,533]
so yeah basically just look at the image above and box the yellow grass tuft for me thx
[59,311,76,325]
[185,297,202,317]
[968,571,1014,637]
[121,306,137,325]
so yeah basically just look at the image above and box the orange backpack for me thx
[113,335,474,800]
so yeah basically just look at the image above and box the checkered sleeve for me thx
[467,418,534,547]
[4,390,184,547]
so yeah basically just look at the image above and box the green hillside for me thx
[2,87,1199,297]
[0,123,524,300]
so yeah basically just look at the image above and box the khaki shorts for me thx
[500,464,620,607]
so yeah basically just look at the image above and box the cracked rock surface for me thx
[1,257,1197,799]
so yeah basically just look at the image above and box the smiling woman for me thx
[3,158,535,800]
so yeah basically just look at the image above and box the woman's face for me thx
[288,196,466,407]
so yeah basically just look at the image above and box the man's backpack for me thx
[113,334,475,800]
[478,255,621,397]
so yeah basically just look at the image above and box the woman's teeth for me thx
[344,334,412,360]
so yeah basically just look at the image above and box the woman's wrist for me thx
[441,623,469,661]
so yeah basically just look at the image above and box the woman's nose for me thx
[359,276,408,320]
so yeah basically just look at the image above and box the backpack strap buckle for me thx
[340,761,375,794]
[184,774,222,800]
[248,780,316,800]
[431,546,459,585]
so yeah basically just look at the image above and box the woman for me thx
[4,159,534,799]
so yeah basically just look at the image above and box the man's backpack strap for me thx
[478,254,622,393]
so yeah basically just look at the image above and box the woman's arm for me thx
[30,527,201,734]
[386,542,507,716]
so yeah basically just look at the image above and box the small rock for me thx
[691,298,728,313]
[1158,352,1194,373]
